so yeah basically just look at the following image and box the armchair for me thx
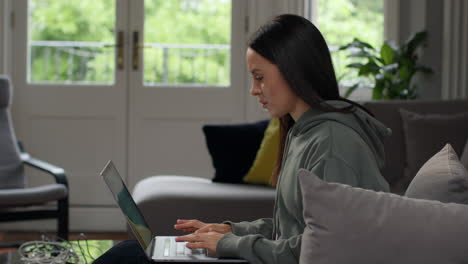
[0,76,69,241]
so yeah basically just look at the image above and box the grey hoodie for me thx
[217,101,391,264]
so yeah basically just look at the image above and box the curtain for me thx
[442,0,468,99]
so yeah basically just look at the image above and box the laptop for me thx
[100,160,248,263]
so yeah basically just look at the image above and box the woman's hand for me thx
[175,230,225,253]
[174,219,232,234]
[174,219,207,233]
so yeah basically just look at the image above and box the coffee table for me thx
[0,240,117,264]
[0,240,249,264]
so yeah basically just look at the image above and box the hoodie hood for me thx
[291,100,392,169]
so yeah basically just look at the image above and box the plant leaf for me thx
[399,63,410,81]
[380,42,396,65]
[382,63,398,73]
[358,61,380,76]
[405,31,428,55]
[353,39,375,51]
[339,38,376,51]
[348,50,374,58]
[344,83,359,98]
[414,65,434,74]
[373,79,384,100]
[346,63,364,68]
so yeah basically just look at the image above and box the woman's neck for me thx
[289,99,311,121]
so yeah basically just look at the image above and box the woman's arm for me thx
[310,156,359,186]
[223,218,274,238]
[217,233,301,264]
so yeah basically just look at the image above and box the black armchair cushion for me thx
[203,120,269,183]
[0,76,25,189]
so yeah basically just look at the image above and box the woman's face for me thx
[246,48,307,120]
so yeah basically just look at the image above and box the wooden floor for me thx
[0,231,131,254]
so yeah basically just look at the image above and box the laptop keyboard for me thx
[163,238,206,257]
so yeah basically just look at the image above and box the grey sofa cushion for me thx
[362,100,468,194]
[132,175,275,236]
[399,108,468,186]
[298,169,468,264]
[405,144,468,204]
[462,139,468,169]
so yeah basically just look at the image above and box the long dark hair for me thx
[248,14,371,186]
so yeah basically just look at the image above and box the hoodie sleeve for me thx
[223,218,273,238]
[309,155,359,187]
[216,233,300,264]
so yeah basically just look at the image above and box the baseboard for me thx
[0,207,127,232]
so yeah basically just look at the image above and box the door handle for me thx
[104,31,124,70]
[117,31,124,70]
[132,31,140,70]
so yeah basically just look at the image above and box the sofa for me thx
[132,99,468,236]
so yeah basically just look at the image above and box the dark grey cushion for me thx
[405,144,468,204]
[363,100,468,194]
[298,169,468,264]
[0,76,25,189]
[0,184,68,206]
[399,108,468,187]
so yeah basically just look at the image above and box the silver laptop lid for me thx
[100,160,155,257]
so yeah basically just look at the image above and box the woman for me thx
[174,14,390,263]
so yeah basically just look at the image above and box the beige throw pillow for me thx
[405,144,468,204]
[462,139,468,170]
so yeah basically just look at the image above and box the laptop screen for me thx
[100,161,154,252]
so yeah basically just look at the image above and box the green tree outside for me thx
[317,0,384,88]
[28,0,382,88]
[29,0,231,85]
[143,0,231,85]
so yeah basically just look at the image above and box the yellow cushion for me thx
[243,118,280,185]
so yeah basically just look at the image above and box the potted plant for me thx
[338,31,433,99]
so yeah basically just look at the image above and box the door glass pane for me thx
[28,0,116,84]
[144,0,231,87]
[316,0,383,100]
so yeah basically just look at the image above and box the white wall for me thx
[0,0,12,76]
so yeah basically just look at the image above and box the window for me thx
[28,0,116,84]
[312,0,384,100]
[27,0,232,87]
[144,0,231,87]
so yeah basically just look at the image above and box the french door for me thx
[9,0,247,231]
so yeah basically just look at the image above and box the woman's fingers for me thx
[181,228,197,233]
[195,225,211,233]
[175,232,224,252]
[175,233,202,242]
[174,219,206,231]
[186,241,205,249]
[196,224,232,234]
